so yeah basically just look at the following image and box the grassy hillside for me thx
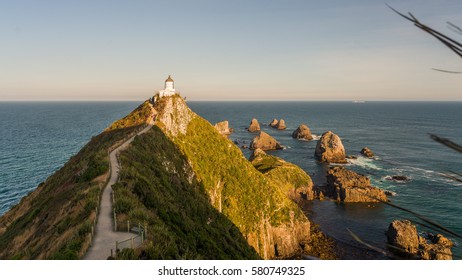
[250,150,314,201]
[0,103,151,259]
[113,126,259,259]
[154,96,311,259]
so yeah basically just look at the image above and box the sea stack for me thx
[247,118,261,132]
[276,119,286,130]
[360,147,374,158]
[292,124,313,141]
[315,131,347,163]
[214,120,232,136]
[269,119,278,127]
[324,166,387,203]
[386,220,454,260]
[269,119,286,130]
[250,131,283,150]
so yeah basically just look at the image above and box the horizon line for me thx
[1,99,462,102]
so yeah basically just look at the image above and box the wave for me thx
[347,157,383,171]
[311,134,321,141]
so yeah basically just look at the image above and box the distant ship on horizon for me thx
[352,100,366,103]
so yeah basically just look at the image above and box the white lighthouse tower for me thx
[158,75,176,98]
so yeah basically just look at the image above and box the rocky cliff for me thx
[153,95,311,259]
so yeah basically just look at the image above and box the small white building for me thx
[158,75,176,98]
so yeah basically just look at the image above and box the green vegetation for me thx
[251,151,313,198]
[148,96,311,258]
[0,103,150,259]
[175,117,304,230]
[113,127,259,259]
[106,101,152,131]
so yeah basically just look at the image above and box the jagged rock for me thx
[360,147,374,158]
[315,131,347,163]
[385,175,410,182]
[387,220,420,256]
[346,155,357,160]
[214,120,232,136]
[250,131,283,151]
[269,119,287,130]
[276,119,287,130]
[292,124,313,141]
[324,167,387,202]
[249,148,267,161]
[247,118,261,132]
[386,220,454,259]
[269,119,278,127]
[419,234,454,260]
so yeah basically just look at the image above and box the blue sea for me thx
[1,101,461,259]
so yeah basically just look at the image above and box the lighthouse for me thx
[158,75,176,98]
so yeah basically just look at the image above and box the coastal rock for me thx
[249,148,267,161]
[386,220,420,256]
[419,234,454,260]
[214,120,232,136]
[386,220,454,259]
[269,119,287,130]
[385,175,410,183]
[276,119,287,130]
[324,167,387,202]
[269,119,278,127]
[250,131,283,151]
[315,131,347,163]
[360,147,374,158]
[248,118,261,132]
[292,124,313,141]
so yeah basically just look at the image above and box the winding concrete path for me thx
[84,113,154,260]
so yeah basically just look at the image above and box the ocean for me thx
[1,101,461,259]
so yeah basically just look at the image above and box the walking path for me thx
[84,111,154,260]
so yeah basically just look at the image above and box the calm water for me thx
[1,101,461,258]
[0,102,138,215]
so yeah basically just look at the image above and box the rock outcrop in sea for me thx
[269,119,278,127]
[386,220,454,260]
[360,147,374,158]
[214,120,232,136]
[250,131,283,151]
[323,166,387,203]
[269,119,286,130]
[247,118,261,132]
[315,131,347,163]
[292,124,313,141]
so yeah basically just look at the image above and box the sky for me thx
[1,0,461,101]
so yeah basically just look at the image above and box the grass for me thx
[113,126,260,259]
[151,96,310,258]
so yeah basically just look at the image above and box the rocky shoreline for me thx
[225,117,456,260]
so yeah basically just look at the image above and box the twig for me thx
[429,133,462,153]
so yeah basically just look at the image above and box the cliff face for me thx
[153,95,310,259]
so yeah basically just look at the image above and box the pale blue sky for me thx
[1,0,461,101]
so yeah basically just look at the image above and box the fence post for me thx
[127,220,130,233]
[114,209,117,231]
